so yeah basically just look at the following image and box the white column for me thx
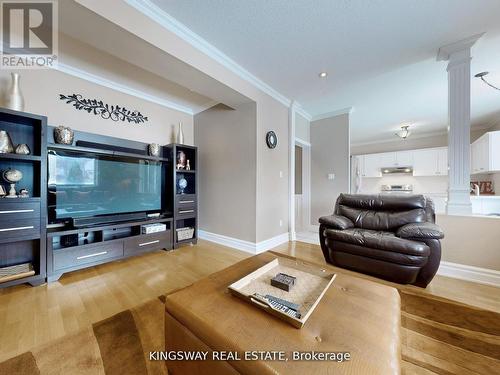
[437,34,483,215]
[288,101,297,241]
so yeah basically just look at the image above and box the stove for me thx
[381,184,413,194]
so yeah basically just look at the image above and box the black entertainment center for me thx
[0,107,198,286]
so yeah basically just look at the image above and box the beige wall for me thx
[437,214,500,271]
[256,97,290,241]
[295,113,310,142]
[311,113,350,223]
[0,69,193,145]
[194,103,256,242]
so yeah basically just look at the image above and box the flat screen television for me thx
[48,150,165,225]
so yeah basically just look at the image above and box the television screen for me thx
[48,150,163,223]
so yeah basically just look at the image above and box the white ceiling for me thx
[151,0,500,143]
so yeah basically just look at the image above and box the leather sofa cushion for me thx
[325,240,429,267]
[324,228,430,256]
[396,223,444,240]
[338,205,426,231]
[318,214,354,230]
[336,193,426,211]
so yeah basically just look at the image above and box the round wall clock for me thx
[266,131,278,149]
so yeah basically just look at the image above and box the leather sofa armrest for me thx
[318,215,354,230]
[396,223,444,240]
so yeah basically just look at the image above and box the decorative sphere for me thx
[3,168,23,183]
[178,178,188,190]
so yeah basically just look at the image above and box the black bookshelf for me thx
[0,107,47,288]
[167,144,198,248]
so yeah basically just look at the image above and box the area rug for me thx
[0,297,166,375]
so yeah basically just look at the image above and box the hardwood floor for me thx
[0,239,499,374]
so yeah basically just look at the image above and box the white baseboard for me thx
[198,230,289,255]
[255,233,290,254]
[437,261,500,287]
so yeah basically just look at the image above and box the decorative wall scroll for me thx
[59,94,149,124]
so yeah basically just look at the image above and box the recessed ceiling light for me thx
[319,72,328,78]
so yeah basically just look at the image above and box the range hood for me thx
[381,166,413,175]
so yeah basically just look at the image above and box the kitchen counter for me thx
[470,195,500,216]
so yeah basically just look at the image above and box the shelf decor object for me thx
[59,94,149,124]
[0,107,47,288]
[5,73,25,112]
[0,130,14,153]
[53,125,74,145]
[176,122,184,144]
[148,143,160,157]
[15,144,31,155]
[3,168,23,198]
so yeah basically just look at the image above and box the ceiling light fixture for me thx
[475,71,500,91]
[318,72,328,78]
[395,125,411,140]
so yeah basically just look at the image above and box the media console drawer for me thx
[0,218,40,241]
[53,242,124,271]
[0,202,40,220]
[124,231,172,256]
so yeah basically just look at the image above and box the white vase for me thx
[5,73,25,111]
[176,121,184,144]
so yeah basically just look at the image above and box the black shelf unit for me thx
[0,107,47,288]
[167,144,198,248]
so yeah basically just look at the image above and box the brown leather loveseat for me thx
[319,194,444,287]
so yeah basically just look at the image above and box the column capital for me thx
[437,33,484,62]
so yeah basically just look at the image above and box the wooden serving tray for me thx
[228,257,336,328]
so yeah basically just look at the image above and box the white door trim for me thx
[295,138,311,231]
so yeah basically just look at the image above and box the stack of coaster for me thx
[271,272,296,291]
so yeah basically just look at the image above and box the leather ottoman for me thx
[164,252,401,374]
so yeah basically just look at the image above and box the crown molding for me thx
[437,33,485,61]
[294,104,312,121]
[311,106,354,122]
[124,0,313,117]
[55,62,194,115]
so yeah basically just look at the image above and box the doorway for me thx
[294,138,312,239]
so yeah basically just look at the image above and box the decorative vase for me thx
[0,130,14,153]
[15,143,30,155]
[5,73,25,111]
[54,126,74,145]
[176,122,184,144]
[148,143,160,157]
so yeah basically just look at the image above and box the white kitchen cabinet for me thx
[412,147,447,176]
[378,152,396,167]
[396,151,413,167]
[471,134,490,174]
[377,151,413,168]
[437,147,448,175]
[362,154,382,177]
[413,149,438,176]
